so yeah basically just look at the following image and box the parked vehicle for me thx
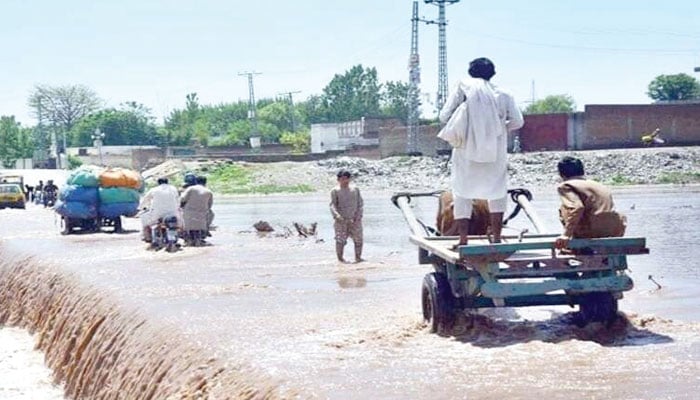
[0,174,24,190]
[0,183,26,209]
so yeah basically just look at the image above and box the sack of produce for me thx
[99,168,143,189]
[98,202,139,218]
[98,187,141,204]
[54,200,98,219]
[59,185,99,205]
[67,166,103,188]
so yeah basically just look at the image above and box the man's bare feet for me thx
[338,258,348,263]
[355,257,365,263]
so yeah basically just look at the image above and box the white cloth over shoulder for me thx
[439,78,524,200]
[437,102,468,148]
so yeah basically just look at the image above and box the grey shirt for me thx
[330,186,363,221]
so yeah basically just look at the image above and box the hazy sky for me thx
[2,0,699,125]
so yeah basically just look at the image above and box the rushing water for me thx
[1,185,699,399]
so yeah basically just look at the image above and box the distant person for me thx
[182,172,197,191]
[42,180,58,207]
[641,128,665,146]
[438,57,524,246]
[24,184,34,202]
[139,177,181,242]
[180,175,214,242]
[35,180,44,204]
[554,156,627,250]
[330,169,364,263]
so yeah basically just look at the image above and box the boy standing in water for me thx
[330,169,364,263]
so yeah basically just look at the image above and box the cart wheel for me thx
[60,217,72,235]
[422,272,456,334]
[578,292,618,326]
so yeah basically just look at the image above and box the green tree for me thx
[27,84,102,152]
[199,102,249,139]
[70,102,161,146]
[321,64,382,122]
[17,127,35,159]
[298,94,327,124]
[223,120,251,146]
[381,80,410,122]
[524,94,576,114]
[259,100,304,133]
[647,73,700,101]
[164,93,201,146]
[0,116,21,167]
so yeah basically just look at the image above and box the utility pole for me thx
[424,0,460,112]
[407,0,421,155]
[36,101,44,167]
[278,90,301,132]
[239,71,261,146]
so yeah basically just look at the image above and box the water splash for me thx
[0,248,295,399]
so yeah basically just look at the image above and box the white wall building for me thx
[310,118,379,154]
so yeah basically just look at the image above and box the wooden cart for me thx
[391,190,649,333]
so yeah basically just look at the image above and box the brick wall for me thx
[379,124,445,157]
[582,104,700,149]
[520,113,568,151]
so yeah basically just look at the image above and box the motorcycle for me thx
[150,215,180,252]
[182,229,209,247]
[43,190,57,208]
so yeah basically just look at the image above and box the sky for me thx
[1,0,699,126]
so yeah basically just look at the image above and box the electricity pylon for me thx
[424,0,460,112]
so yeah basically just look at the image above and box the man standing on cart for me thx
[438,57,523,246]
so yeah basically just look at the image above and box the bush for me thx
[67,154,83,169]
[279,130,310,153]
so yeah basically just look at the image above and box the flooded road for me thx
[1,185,699,399]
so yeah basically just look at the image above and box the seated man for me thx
[436,191,490,237]
[180,175,214,242]
[554,156,626,249]
[139,177,181,242]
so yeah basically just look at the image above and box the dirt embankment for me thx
[146,146,700,194]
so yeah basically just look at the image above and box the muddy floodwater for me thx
[1,185,699,399]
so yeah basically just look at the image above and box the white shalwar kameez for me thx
[439,78,523,213]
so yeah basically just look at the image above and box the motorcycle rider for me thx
[182,172,197,191]
[139,177,180,242]
[180,175,214,244]
[42,179,59,208]
[35,180,44,204]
